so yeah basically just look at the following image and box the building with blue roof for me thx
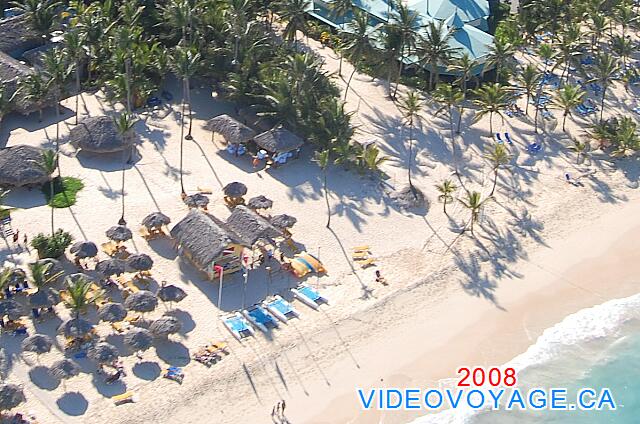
[306,0,494,75]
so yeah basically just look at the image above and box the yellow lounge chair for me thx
[351,251,369,259]
[125,313,140,323]
[112,391,135,405]
[101,241,118,256]
[111,321,129,333]
[197,187,213,194]
[352,245,370,252]
[139,227,151,239]
[357,257,376,268]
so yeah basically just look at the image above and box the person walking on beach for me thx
[12,229,19,245]
[23,233,27,246]
[281,399,286,414]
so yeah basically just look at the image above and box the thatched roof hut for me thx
[141,212,170,229]
[270,214,297,229]
[205,114,256,144]
[95,258,126,277]
[170,209,247,273]
[124,328,153,351]
[157,284,187,304]
[49,359,80,381]
[105,225,132,242]
[97,302,127,323]
[225,205,282,246]
[124,290,158,313]
[22,44,57,71]
[69,116,135,153]
[254,126,304,153]
[69,241,98,259]
[0,145,51,187]
[22,334,53,355]
[0,15,42,56]
[87,342,119,364]
[223,182,247,198]
[183,193,210,209]
[0,52,53,115]
[149,316,181,338]
[247,195,273,210]
[0,383,25,413]
[126,254,153,271]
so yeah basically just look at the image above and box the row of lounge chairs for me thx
[223,285,328,341]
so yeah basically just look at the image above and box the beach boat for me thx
[222,312,254,341]
[242,305,279,332]
[291,284,328,310]
[263,295,300,323]
[289,252,326,278]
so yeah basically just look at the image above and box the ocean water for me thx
[411,293,640,424]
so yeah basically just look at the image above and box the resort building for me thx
[305,0,494,75]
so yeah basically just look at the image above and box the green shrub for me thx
[31,230,73,259]
[42,177,84,208]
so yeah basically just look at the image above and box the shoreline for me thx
[282,197,640,424]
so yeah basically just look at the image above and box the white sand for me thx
[1,32,640,424]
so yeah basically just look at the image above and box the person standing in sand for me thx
[12,229,19,244]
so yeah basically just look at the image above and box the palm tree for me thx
[315,150,332,228]
[160,0,197,43]
[447,53,477,132]
[588,13,608,53]
[28,261,62,289]
[113,112,137,226]
[330,0,355,76]
[484,39,516,83]
[390,2,420,97]
[568,139,590,164]
[552,84,585,131]
[62,29,86,125]
[589,53,619,122]
[41,48,71,174]
[170,44,201,196]
[358,145,388,174]
[18,75,48,122]
[376,23,402,98]
[433,84,464,151]
[484,144,511,196]
[12,0,60,42]
[611,35,634,68]
[418,21,457,90]
[342,10,374,100]
[532,44,556,134]
[458,191,489,235]
[398,91,423,192]
[278,0,309,48]
[612,116,640,157]
[472,83,511,136]
[314,98,354,151]
[40,150,58,235]
[63,275,103,321]
[517,64,541,116]
[436,179,457,215]
[554,23,582,83]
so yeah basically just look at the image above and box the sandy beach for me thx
[1,19,640,424]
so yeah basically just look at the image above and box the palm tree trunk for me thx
[323,171,331,228]
[119,149,126,225]
[489,111,493,135]
[186,76,193,139]
[125,58,132,113]
[407,122,414,190]
[490,168,498,196]
[179,78,187,195]
[54,99,61,178]
[600,87,606,122]
[443,198,447,214]
[562,112,567,132]
[50,179,55,236]
[344,66,357,100]
[74,62,81,125]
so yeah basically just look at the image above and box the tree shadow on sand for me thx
[155,339,190,367]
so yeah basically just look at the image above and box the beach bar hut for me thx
[253,126,304,166]
[205,114,256,145]
[0,145,52,188]
[69,116,135,153]
[225,205,282,247]
[170,209,248,279]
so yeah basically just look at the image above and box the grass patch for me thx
[42,177,84,208]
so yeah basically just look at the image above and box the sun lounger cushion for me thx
[269,298,292,315]
[248,307,273,324]
[298,286,320,302]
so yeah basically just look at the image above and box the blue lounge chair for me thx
[495,133,503,144]
[264,295,300,323]
[504,132,514,145]
[223,312,254,341]
[243,305,279,333]
[147,97,161,107]
[527,143,542,154]
[292,284,328,310]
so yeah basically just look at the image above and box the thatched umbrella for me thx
[49,359,80,390]
[253,127,304,154]
[149,316,181,338]
[157,284,187,308]
[141,212,170,230]
[0,383,25,414]
[124,290,157,313]
[126,254,153,272]
[123,328,153,352]
[105,225,132,242]
[205,114,256,144]
[223,182,247,198]
[0,300,24,321]
[97,302,127,323]
[247,195,273,210]
[95,258,126,277]
[0,145,51,187]
[66,273,96,285]
[69,116,135,153]
[183,193,210,209]
[87,342,119,364]
[58,318,94,338]
[69,241,98,259]
[28,288,60,309]
[21,334,53,356]
[270,214,297,229]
